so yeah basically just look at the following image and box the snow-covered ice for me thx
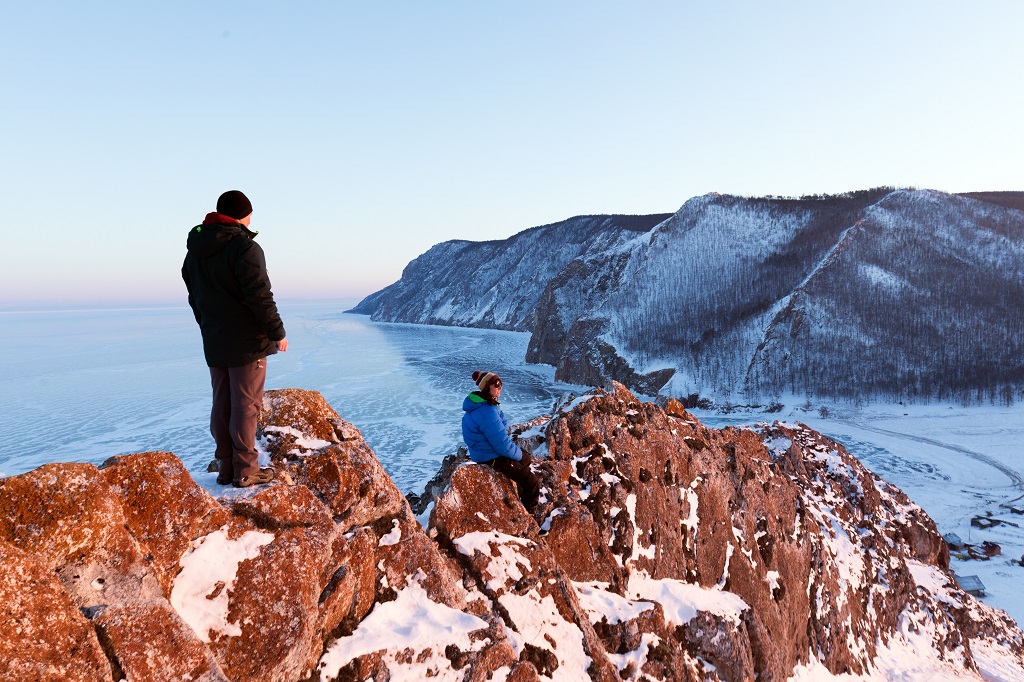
[0,301,583,498]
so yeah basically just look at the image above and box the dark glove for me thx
[519,449,533,467]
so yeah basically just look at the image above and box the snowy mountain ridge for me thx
[352,188,1024,402]
[349,213,672,331]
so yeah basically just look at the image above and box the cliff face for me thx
[1,387,1022,681]
[348,213,671,331]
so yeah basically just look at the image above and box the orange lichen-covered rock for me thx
[0,461,166,615]
[100,451,230,595]
[432,463,621,682]
[92,601,227,682]
[298,440,407,530]
[0,540,112,682]
[0,462,140,572]
[260,388,362,461]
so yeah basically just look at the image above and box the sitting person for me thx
[461,370,541,511]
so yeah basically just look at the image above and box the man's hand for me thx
[277,338,289,352]
[519,450,533,467]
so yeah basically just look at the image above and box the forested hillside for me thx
[747,190,1024,401]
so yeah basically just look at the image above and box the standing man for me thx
[182,190,287,488]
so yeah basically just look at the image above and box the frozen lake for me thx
[2,300,1022,627]
[0,300,580,495]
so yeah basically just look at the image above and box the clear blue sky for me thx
[2,1,1022,307]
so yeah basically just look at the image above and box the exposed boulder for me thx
[91,601,227,682]
[0,458,230,681]
[259,388,360,460]
[100,450,231,595]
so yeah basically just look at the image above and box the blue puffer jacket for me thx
[462,392,523,463]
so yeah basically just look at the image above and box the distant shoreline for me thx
[0,297,364,316]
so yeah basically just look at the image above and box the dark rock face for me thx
[526,252,634,367]
[552,318,676,394]
[406,449,468,516]
[2,386,1022,681]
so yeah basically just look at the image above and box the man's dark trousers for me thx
[210,358,266,482]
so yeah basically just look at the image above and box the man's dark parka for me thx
[182,215,286,367]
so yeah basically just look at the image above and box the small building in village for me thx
[943,533,965,551]
[955,574,986,597]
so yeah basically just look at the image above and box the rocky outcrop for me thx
[2,387,1022,681]
[0,390,465,682]
[526,252,633,367]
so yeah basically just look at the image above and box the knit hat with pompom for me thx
[472,370,501,391]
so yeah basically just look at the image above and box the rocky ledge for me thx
[2,386,1022,681]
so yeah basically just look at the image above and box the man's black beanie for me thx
[217,190,253,220]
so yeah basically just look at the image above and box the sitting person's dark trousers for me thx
[461,370,541,511]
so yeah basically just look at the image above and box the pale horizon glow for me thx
[2,1,1022,307]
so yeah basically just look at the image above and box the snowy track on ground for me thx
[841,419,1024,491]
